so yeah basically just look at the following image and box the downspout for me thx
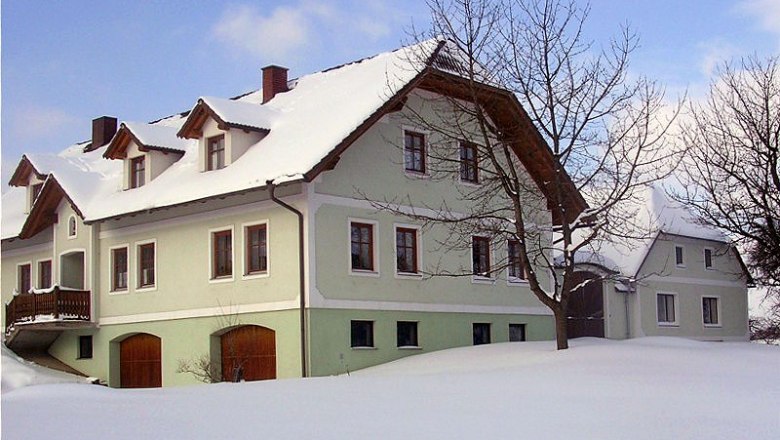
[267,181,307,378]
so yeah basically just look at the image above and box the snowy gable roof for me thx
[574,185,728,277]
[2,39,443,237]
[104,122,194,159]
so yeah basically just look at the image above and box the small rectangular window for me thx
[138,243,155,288]
[18,264,31,293]
[703,297,719,325]
[207,135,226,171]
[657,293,676,324]
[78,335,93,359]
[473,323,491,345]
[472,237,491,276]
[404,131,426,173]
[675,245,685,267]
[350,222,374,271]
[351,320,374,348]
[111,248,128,291]
[245,224,268,275]
[459,141,479,183]
[704,248,713,269]
[509,323,526,342]
[397,321,419,347]
[507,240,525,280]
[130,156,146,188]
[395,227,418,274]
[38,260,52,289]
[212,230,233,278]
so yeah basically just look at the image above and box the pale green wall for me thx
[98,201,301,318]
[635,234,749,340]
[314,203,550,308]
[307,308,554,376]
[49,309,302,387]
[1,240,53,325]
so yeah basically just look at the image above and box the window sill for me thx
[109,289,129,296]
[395,272,423,280]
[404,171,431,179]
[242,272,269,281]
[136,285,157,293]
[458,179,481,188]
[76,356,93,360]
[703,324,722,328]
[350,270,380,278]
[507,278,528,285]
[209,276,234,284]
[471,276,495,285]
[657,322,679,327]
[351,346,377,350]
[675,265,686,269]
[397,346,422,350]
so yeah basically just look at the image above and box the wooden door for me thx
[120,333,162,388]
[221,326,276,382]
[566,271,605,338]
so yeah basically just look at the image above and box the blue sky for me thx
[2,0,778,182]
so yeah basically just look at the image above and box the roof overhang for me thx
[8,155,46,187]
[19,176,83,239]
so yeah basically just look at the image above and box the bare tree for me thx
[374,0,681,349]
[674,55,780,332]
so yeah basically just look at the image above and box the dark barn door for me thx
[221,325,276,382]
[566,271,605,338]
[120,333,162,388]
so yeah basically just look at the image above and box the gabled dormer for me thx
[104,122,189,189]
[8,155,48,213]
[177,66,285,172]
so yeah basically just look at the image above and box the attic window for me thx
[68,216,77,238]
[130,156,146,188]
[207,135,226,171]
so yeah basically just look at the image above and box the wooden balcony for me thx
[5,287,91,335]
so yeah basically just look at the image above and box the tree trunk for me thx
[554,309,569,350]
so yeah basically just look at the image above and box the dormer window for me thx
[207,135,226,171]
[130,156,146,188]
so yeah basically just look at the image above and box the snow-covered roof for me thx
[123,122,193,152]
[2,39,442,240]
[571,185,728,277]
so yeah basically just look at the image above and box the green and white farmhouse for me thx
[1,40,750,388]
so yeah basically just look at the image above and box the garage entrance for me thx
[566,271,605,338]
[220,325,276,382]
[120,333,162,388]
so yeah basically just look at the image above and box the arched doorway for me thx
[120,333,162,388]
[566,271,605,338]
[220,325,276,382]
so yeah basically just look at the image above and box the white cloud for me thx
[738,0,780,40]
[697,41,739,78]
[212,4,310,60]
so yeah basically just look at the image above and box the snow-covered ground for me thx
[1,345,93,394]
[2,338,778,439]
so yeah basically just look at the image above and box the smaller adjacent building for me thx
[565,186,751,341]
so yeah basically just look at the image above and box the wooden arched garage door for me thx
[221,325,276,382]
[120,333,162,388]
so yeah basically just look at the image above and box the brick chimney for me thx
[262,65,289,104]
[85,116,117,152]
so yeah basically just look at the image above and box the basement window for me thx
[78,335,93,359]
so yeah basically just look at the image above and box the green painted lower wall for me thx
[307,308,554,376]
[48,309,302,387]
[46,307,554,386]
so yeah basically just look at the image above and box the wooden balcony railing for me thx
[5,287,91,333]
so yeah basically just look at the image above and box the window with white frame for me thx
[138,242,156,288]
[38,260,52,289]
[395,226,419,275]
[18,263,31,293]
[657,293,677,325]
[351,320,374,348]
[472,236,491,277]
[68,216,77,238]
[245,223,268,275]
[404,130,426,174]
[507,240,526,281]
[702,296,720,326]
[110,247,129,291]
[704,248,713,270]
[350,221,376,272]
[212,229,233,279]
[397,321,419,347]
[674,245,685,267]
